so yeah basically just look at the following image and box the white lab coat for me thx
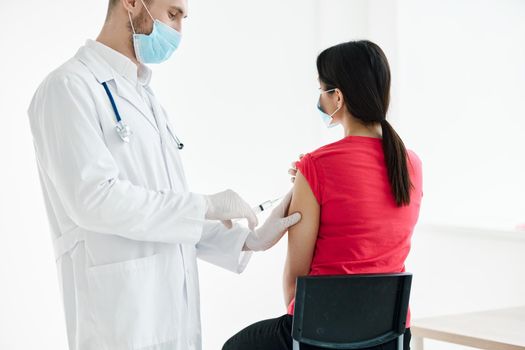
[28,40,252,350]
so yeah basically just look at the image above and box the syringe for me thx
[253,197,283,214]
[231,196,284,226]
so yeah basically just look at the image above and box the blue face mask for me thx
[128,0,182,64]
[317,88,341,128]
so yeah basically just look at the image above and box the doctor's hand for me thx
[288,154,305,183]
[205,189,258,230]
[244,189,302,251]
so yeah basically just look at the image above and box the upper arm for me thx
[285,169,320,278]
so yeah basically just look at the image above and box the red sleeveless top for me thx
[287,136,423,328]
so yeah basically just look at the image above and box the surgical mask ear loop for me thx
[128,0,155,34]
[330,104,342,118]
[139,0,155,21]
[128,11,137,34]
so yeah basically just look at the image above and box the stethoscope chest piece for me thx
[115,120,132,143]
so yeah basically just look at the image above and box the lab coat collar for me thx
[75,41,160,134]
[84,39,152,86]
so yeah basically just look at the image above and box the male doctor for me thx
[27,0,301,349]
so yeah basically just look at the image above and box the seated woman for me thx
[223,40,423,350]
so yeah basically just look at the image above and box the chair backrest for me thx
[292,273,412,349]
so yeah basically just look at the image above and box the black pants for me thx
[223,314,411,350]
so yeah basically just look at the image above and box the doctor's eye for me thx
[168,12,177,20]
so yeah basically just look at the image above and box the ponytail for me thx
[380,119,413,206]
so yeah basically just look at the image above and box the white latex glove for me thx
[205,189,258,230]
[244,189,301,251]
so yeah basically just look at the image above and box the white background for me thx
[1,1,524,349]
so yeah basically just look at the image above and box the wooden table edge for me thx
[410,326,525,350]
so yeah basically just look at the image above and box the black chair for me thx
[291,273,412,350]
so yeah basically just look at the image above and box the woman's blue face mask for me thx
[317,88,341,128]
[128,0,182,64]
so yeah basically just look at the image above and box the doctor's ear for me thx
[120,0,140,13]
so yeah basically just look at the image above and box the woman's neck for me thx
[342,119,382,139]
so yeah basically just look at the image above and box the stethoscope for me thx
[101,81,184,150]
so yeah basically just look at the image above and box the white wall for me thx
[397,0,525,229]
[1,1,524,350]
[395,1,525,349]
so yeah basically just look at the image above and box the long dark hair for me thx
[317,40,413,206]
